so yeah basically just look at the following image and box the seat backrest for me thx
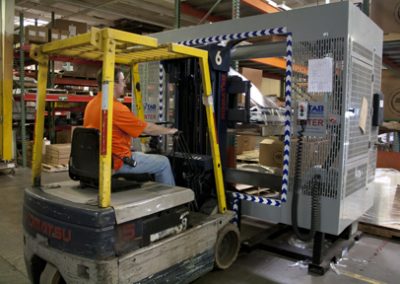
[69,127,99,185]
[69,127,153,190]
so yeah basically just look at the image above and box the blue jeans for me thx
[115,152,175,186]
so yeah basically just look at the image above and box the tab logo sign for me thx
[303,102,326,137]
[310,105,324,113]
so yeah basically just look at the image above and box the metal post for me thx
[132,64,144,120]
[175,0,181,29]
[48,11,55,88]
[98,30,116,208]
[312,231,325,265]
[198,0,223,24]
[0,0,15,161]
[394,132,400,153]
[19,13,27,167]
[231,0,240,71]
[49,102,56,143]
[31,52,49,186]
[362,0,370,16]
[132,63,148,146]
[48,12,55,144]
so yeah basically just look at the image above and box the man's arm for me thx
[143,122,178,136]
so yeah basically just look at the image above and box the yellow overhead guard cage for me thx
[30,27,227,213]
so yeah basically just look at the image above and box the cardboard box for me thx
[25,26,48,43]
[259,138,284,168]
[51,19,88,37]
[382,69,400,121]
[371,0,400,33]
[50,28,60,41]
[62,63,98,79]
[377,151,400,171]
[236,135,257,155]
[60,30,69,40]
[56,129,72,144]
[44,144,71,165]
[241,67,262,91]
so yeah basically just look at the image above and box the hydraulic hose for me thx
[291,123,321,242]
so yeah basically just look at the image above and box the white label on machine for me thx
[303,102,326,137]
[144,102,157,121]
[307,57,333,93]
[359,97,368,134]
[297,101,309,120]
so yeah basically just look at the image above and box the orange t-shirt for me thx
[83,93,147,170]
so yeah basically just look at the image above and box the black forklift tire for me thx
[214,223,240,270]
[40,263,63,284]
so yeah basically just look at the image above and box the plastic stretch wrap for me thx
[360,168,400,229]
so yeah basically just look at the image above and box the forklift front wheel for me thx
[214,223,240,270]
[40,262,64,284]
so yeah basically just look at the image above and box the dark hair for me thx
[96,67,123,91]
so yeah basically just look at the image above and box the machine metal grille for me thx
[343,41,375,196]
[291,38,345,199]
[345,163,368,196]
[352,42,373,63]
[347,58,372,160]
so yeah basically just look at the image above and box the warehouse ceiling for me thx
[14,0,358,30]
[14,0,399,74]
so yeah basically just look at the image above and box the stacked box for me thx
[56,129,71,144]
[25,26,48,43]
[60,30,69,39]
[25,140,49,167]
[43,144,71,166]
[51,19,88,37]
[236,135,258,155]
[50,28,60,41]
[25,141,34,167]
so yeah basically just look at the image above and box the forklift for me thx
[23,28,240,284]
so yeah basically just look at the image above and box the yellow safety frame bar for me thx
[132,64,145,120]
[30,28,226,213]
[0,0,14,161]
[131,64,148,145]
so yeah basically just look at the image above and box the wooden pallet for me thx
[358,222,400,239]
[237,150,259,163]
[42,163,68,173]
[234,184,279,199]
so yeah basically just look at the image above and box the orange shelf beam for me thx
[181,3,226,22]
[251,58,308,75]
[242,0,281,14]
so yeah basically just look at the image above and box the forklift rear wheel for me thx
[215,223,240,270]
[40,263,64,284]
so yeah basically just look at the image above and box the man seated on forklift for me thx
[83,67,178,185]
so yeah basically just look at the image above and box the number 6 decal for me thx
[215,50,222,66]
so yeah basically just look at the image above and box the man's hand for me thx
[143,122,179,136]
[168,128,178,135]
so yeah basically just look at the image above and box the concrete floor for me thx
[1,168,399,284]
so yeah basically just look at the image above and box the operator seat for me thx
[69,127,153,190]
